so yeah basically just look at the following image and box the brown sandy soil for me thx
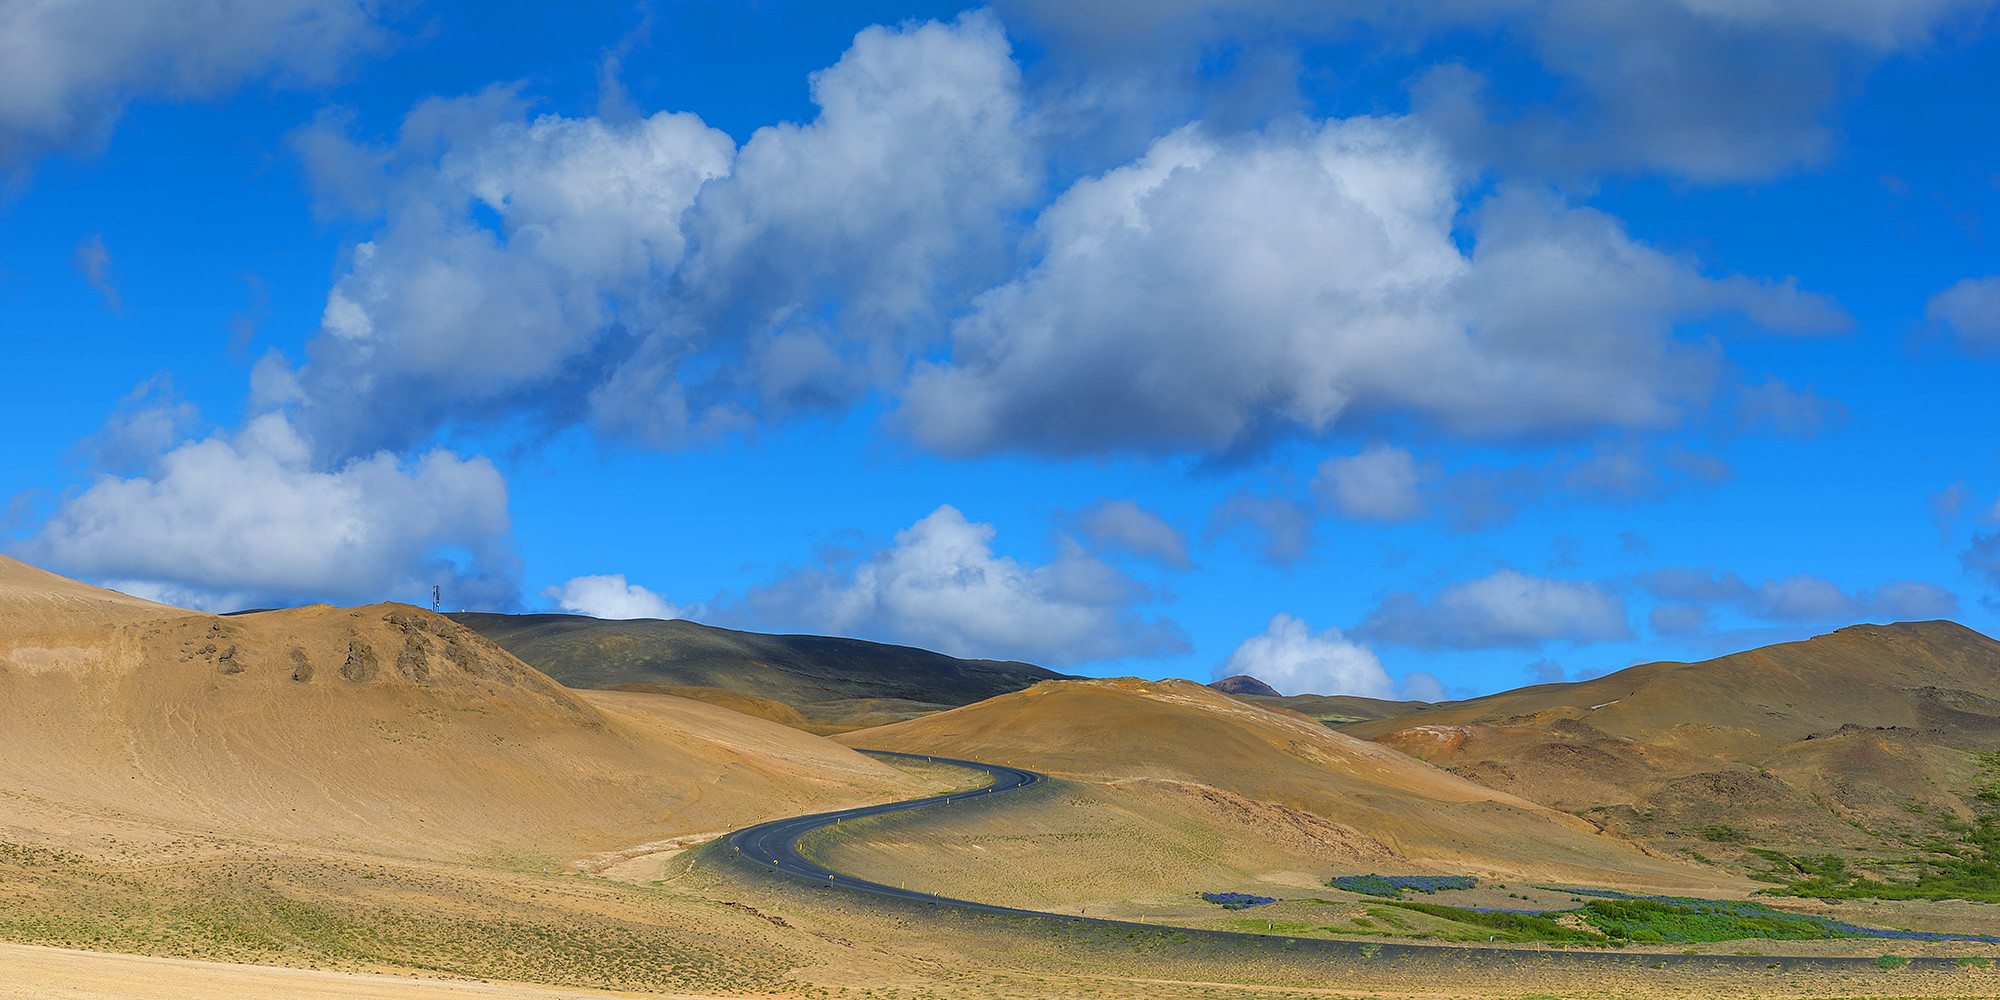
[0,555,939,866]
[0,941,675,1000]
[10,557,2000,998]
[8,801,2000,1000]
[837,676,1729,891]
[603,682,813,727]
[1344,621,2000,862]
[1245,691,1439,725]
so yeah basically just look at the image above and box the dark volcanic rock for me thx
[1209,675,1282,698]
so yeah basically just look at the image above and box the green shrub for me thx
[1383,901,1607,944]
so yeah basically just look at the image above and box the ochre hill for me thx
[0,554,186,636]
[837,677,1721,891]
[450,611,1070,732]
[1242,690,1440,725]
[1340,621,2000,859]
[0,557,931,862]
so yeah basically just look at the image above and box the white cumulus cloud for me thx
[281,10,1032,460]
[1357,569,1633,650]
[28,413,516,612]
[1218,613,1393,698]
[736,504,1186,666]
[288,92,737,458]
[0,0,394,168]
[543,574,683,621]
[901,119,1841,458]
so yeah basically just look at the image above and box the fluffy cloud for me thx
[282,11,1031,460]
[736,505,1185,666]
[28,413,516,612]
[1357,569,1633,650]
[1001,0,1992,180]
[1927,276,2000,353]
[1636,567,1959,626]
[543,574,682,621]
[0,0,393,168]
[1316,445,1424,521]
[248,10,1854,476]
[287,93,737,458]
[1072,499,1192,568]
[1218,613,1394,697]
[901,119,1840,458]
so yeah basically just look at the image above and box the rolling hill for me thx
[835,676,1719,894]
[448,612,1071,732]
[0,556,933,862]
[1338,621,2000,863]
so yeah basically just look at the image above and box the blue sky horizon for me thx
[4,0,1999,701]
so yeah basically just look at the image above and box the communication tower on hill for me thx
[431,585,440,613]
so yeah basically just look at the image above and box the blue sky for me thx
[5,0,2000,701]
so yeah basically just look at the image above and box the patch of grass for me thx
[1875,953,1910,970]
[1751,815,2000,903]
[1954,956,1993,969]
[1692,824,1743,842]
[1575,896,1863,944]
[1381,901,1607,945]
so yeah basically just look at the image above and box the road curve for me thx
[712,749,1987,976]
[723,749,1056,915]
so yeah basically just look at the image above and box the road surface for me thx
[714,748,1986,974]
[722,749,1056,915]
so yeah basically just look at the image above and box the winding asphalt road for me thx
[713,749,1991,976]
[723,749,1061,914]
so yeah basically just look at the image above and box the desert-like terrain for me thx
[10,555,2000,998]
[1338,622,2000,869]
[449,612,1068,734]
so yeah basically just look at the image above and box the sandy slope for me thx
[0,558,929,863]
[837,677,1720,889]
[0,941,708,1000]
[1341,621,2000,851]
[0,555,187,637]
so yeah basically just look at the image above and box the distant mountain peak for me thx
[1209,674,1281,697]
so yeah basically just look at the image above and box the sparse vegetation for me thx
[1326,874,1477,897]
[1576,896,1860,944]
[1201,892,1276,909]
[1750,815,2000,904]
[1382,901,1607,944]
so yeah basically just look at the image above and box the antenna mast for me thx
[431,585,440,613]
